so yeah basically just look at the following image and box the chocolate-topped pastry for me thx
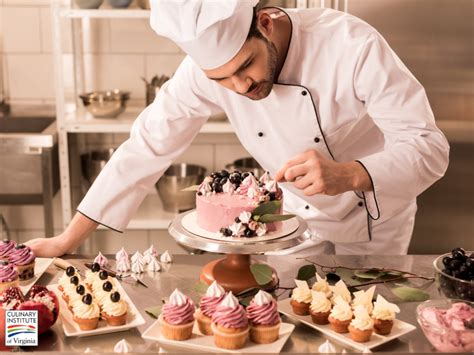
[0,260,9,266]
[99,270,108,280]
[15,244,26,249]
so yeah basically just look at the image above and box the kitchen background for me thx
[0,0,472,255]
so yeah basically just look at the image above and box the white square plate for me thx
[142,320,295,353]
[278,298,416,352]
[49,282,145,337]
[19,257,54,295]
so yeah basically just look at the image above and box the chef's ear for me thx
[257,12,274,38]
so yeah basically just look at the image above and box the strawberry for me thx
[18,301,54,335]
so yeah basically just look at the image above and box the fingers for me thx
[275,150,316,182]
[284,164,308,182]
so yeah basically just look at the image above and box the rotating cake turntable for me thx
[168,210,310,293]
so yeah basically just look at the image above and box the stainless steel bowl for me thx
[80,149,115,186]
[155,163,207,213]
[225,157,265,177]
[137,0,150,9]
[79,90,130,118]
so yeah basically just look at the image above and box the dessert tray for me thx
[181,210,299,243]
[278,298,416,352]
[49,282,145,337]
[142,320,295,353]
[20,257,54,295]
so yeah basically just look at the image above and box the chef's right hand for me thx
[25,235,69,258]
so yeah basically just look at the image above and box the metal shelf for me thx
[59,9,150,19]
[63,107,233,134]
[98,193,177,230]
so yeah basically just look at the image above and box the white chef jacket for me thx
[78,8,449,250]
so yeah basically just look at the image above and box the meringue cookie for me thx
[94,252,108,267]
[131,258,144,274]
[147,256,161,272]
[160,250,173,264]
[115,247,128,261]
[116,257,130,273]
[131,251,144,263]
[318,339,337,353]
[113,339,132,353]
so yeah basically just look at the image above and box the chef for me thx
[27,0,449,257]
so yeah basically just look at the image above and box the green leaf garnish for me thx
[250,264,273,286]
[259,213,295,223]
[354,269,388,280]
[236,287,260,297]
[194,281,209,295]
[252,200,281,217]
[390,286,430,302]
[297,264,316,281]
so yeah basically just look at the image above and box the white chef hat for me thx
[149,0,259,70]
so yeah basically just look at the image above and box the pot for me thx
[155,163,206,213]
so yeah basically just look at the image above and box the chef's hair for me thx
[246,7,266,41]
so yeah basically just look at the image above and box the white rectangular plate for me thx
[19,257,54,295]
[142,320,295,353]
[49,282,145,337]
[278,298,416,352]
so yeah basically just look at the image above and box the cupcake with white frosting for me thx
[349,305,374,342]
[328,296,353,333]
[351,285,376,314]
[291,280,312,315]
[72,293,100,330]
[329,280,351,304]
[309,291,332,325]
[372,295,400,335]
[311,273,332,298]
[102,291,128,326]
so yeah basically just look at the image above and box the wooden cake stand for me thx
[168,211,310,293]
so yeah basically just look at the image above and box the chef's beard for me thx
[243,40,278,101]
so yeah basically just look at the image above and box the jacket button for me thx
[305,205,310,210]
[301,90,307,96]
[314,137,320,143]
[257,132,264,137]
[358,201,364,207]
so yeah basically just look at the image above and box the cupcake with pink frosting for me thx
[0,261,19,293]
[211,292,249,350]
[195,281,226,335]
[247,290,281,344]
[8,244,35,281]
[0,240,16,260]
[159,289,195,341]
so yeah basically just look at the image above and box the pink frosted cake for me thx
[196,170,284,237]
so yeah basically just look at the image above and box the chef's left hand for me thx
[275,149,371,196]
